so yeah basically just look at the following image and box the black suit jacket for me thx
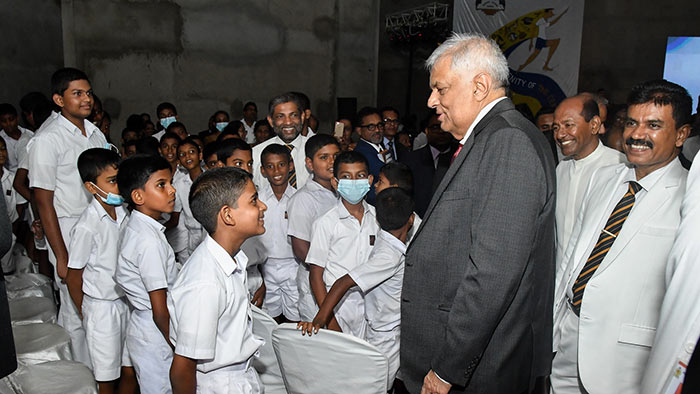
[354,139,386,204]
[401,99,556,393]
[403,144,458,217]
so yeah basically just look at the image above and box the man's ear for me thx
[589,115,602,135]
[472,72,491,102]
[288,159,295,172]
[675,124,691,148]
[408,212,416,228]
[367,174,374,186]
[220,205,236,227]
[305,157,313,172]
[267,115,274,127]
[52,93,64,108]
[131,189,144,206]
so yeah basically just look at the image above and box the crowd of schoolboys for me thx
[2,67,425,393]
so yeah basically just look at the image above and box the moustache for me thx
[625,138,653,149]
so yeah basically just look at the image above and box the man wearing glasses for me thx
[353,106,391,204]
[381,106,409,162]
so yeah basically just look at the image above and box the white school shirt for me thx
[169,236,263,372]
[349,229,406,331]
[27,113,107,218]
[240,119,257,144]
[1,169,23,223]
[1,126,34,171]
[116,210,177,311]
[14,128,34,171]
[172,172,205,254]
[306,199,379,286]
[258,182,296,259]
[252,134,311,189]
[68,198,129,300]
[555,142,625,266]
[287,179,337,242]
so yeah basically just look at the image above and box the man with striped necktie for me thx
[551,79,693,394]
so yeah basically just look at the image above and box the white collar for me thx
[459,96,507,145]
[204,235,248,276]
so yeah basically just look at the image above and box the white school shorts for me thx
[333,289,367,339]
[127,309,173,394]
[366,326,401,388]
[82,296,129,381]
[296,262,319,321]
[196,364,263,394]
[263,258,300,321]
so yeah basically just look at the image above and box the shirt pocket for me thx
[618,323,656,348]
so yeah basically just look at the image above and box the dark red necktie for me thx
[451,143,464,164]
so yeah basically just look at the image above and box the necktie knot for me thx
[628,181,641,195]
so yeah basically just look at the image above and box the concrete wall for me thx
[0,0,63,111]
[61,0,379,138]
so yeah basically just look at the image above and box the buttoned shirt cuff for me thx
[434,370,450,385]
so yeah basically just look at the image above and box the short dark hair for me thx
[78,148,121,184]
[380,106,399,117]
[51,68,90,96]
[223,120,244,135]
[216,138,252,164]
[123,139,138,151]
[290,92,310,111]
[627,79,692,127]
[160,132,181,145]
[202,142,219,161]
[166,121,187,134]
[375,188,414,231]
[254,119,270,132]
[213,110,229,120]
[0,103,18,117]
[243,102,257,111]
[535,107,555,120]
[189,167,253,234]
[179,137,201,153]
[121,127,140,140]
[156,102,177,116]
[268,92,303,118]
[379,162,414,194]
[135,137,161,156]
[580,98,600,122]
[261,143,291,163]
[306,134,340,159]
[117,154,171,206]
[333,150,369,176]
[216,130,242,142]
[355,106,382,127]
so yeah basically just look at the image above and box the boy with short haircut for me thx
[202,143,221,170]
[216,138,253,172]
[299,187,415,388]
[169,168,266,393]
[0,103,34,171]
[173,137,206,263]
[306,151,379,337]
[159,132,182,175]
[374,162,422,242]
[28,67,108,365]
[166,121,189,142]
[65,148,129,393]
[287,134,340,321]
[155,102,178,140]
[258,143,299,322]
[115,154,178,393]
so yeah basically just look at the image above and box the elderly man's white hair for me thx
[426,32,510,89]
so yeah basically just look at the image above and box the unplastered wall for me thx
[61,0,379,138]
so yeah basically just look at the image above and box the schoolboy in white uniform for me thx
[173,137,206,263]
[116,154,178,394]
[287,134,340,321]
[28,68,108,365]
[0,137,23,272]
[258,143,299,322]
[65,148,129,393]
[169,167,266,393]
[307,151,379,338]
[299,187,415,388]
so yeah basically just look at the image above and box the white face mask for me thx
[160,116,176,129]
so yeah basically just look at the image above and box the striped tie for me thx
[570,181,642,316]
[285,144,297,188]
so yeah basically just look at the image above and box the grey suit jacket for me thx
[400,98,556,393]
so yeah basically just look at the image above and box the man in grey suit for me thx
[400,33,556,394]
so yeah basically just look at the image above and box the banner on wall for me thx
[454,0,585,117]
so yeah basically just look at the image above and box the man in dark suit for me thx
[354,106,391,204]
[403,110,457,217]
[381,106,410,162]
[400,33,556,394]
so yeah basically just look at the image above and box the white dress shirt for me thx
[240,119,256,144]
[555,141,625,265]
[172,172,206,258]
[258,182,296,259]
[1,126,34,171]
[116,210,177,311]
[252,134,311,189]
[68,198,129,300]
[169,236,263,372]
[287,179,337,242]
[27,113,107,218]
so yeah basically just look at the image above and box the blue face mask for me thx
[91,183,125,206]
[160,116,176,129]
[336,179,370,204]
[215,122,228,132]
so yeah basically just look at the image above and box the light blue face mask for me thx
[336,179,370,204]
[160,116,176,129]
[215,122,228,132]
[91,183,125,206]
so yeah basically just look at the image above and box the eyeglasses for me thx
[360,122,385,131]
[383,118,399,125]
